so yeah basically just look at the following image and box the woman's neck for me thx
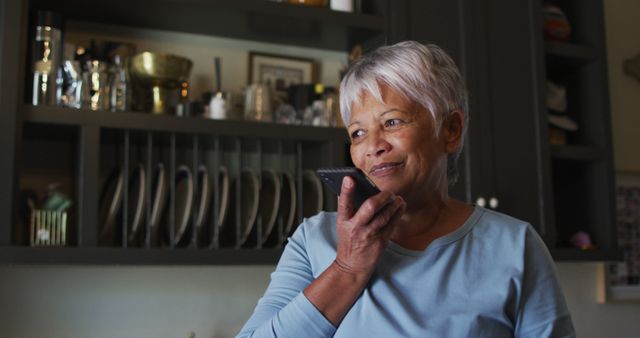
[390,197,473,251]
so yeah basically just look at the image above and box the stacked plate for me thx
[97,164,325,248]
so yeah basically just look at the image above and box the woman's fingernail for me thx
[343,176,353,188]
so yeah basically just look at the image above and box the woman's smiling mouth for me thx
[369,162,403,176]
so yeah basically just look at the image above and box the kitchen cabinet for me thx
[402,0,619,260]
[532,0,618,260]
[0,0,389,264]
[0,0,619,264]
[400,0,549,236]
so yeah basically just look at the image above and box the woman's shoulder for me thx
[290,211,338,248]
[475,207,530,229]
[469,207,533,248]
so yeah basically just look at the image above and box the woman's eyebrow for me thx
[379,108,408,117]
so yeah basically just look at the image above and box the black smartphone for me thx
[316,167,380,209]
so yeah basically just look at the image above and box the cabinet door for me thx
[482,0,555,242]
[407,0,554,244]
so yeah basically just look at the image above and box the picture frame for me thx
[598,171,640,303]
[248,51,319,93]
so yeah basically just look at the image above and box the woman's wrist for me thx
[303,259,373,326]
[331,258,375,284]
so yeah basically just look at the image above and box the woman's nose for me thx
[366,130,391,157]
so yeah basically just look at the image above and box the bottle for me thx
[31,11,63,106]
[109,55,129,112]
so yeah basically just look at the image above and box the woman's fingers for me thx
[379,198,406,238]
[337,176,357,223]
[367,196,404,232]
[350,190,395,226]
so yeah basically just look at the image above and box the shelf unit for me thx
[0,0,381,265]
[30,0,386,52]
[536,0,618,256]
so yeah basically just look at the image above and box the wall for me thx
[2,1,640,337]
[605,0,640,172]
[0,265,273,338]
[1,263,639,338]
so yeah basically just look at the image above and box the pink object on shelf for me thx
[570,231,595,250]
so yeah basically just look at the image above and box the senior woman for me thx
[237,41,575,338]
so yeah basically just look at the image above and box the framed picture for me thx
[248,51,318,93]
[598,171,640,302]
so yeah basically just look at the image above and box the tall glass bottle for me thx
[31,11,63,106]
[109,55,129,112]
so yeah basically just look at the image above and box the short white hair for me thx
[339,41,469,183]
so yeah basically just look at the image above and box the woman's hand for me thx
[334,176,406,278]
[303,175,405,326]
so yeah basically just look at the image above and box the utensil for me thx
[30,209,67,246]
[128,51,193,114]
[129,51,193,84]
[214,57,222,93]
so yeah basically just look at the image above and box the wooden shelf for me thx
[544,41,597,60]
[550,145,605,161]
[31,0,385,51]
[550,247,623,262]
[23,105,348,141]
[0,246,283,265]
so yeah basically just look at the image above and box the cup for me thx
[244,84,273,122]
[81,60,110,111]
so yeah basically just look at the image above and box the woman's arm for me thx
[514,225,576,338]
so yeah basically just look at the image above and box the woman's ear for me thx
[442,110,465,154]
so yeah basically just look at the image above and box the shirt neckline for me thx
[386,206,484,257]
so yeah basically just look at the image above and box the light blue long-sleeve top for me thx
[237,206,575,338]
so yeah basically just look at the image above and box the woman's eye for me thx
[350,129,365,139]
[384,119,403,128]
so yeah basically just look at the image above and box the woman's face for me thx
[347,85,460,201]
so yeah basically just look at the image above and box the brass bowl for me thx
[128,51,193,87]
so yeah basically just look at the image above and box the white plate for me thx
[194,164,211,244]
[279,172,297,241]
[172,165,193,246]
[236,168,260,247]
[216,166,230,230]
[302,169,323,218]
[127,163,146,246]
[149,163,167,246]
[259,169,281,245]
[98,167,124,245]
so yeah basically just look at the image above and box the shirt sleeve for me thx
[236,221,337,338]
[514,224,576,338]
